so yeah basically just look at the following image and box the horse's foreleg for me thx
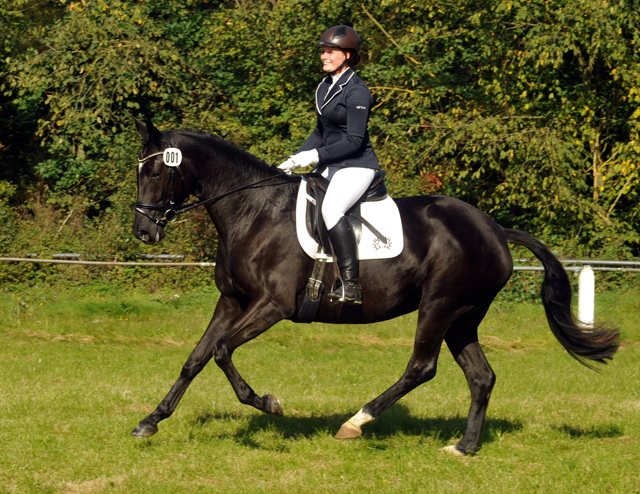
[131,330,219,438]
[131,297,240,438]
[444,330,495,456]
[212,298,286,416]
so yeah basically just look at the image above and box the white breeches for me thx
[321,167,376,229]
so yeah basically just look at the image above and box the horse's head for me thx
[132,118,192,244]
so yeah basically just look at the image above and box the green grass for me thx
[1,285,639,493]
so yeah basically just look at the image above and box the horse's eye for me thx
[150,171,162,181]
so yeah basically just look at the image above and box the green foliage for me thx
[359,0,640,255]
[0,191,218,292]
[0,0,66,193]
[1,0,640,261]
[6,1,195,206]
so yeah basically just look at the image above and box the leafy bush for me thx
[1,0,639,283]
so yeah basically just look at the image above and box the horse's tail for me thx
[503,228,620,369]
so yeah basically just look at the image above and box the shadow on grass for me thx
[188,403,522,450]
[554,423,624,439]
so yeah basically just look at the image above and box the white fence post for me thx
[577,266,595,327]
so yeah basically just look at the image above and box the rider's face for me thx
[320,47,349,74]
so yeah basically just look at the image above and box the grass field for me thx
[1,283,639,493]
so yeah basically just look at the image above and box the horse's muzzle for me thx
[135,229,164,244]
[133,217,165,244]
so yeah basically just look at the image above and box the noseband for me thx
[135,140,286,227]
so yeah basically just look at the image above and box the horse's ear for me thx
[133,117,164,143]
[145,120,164,141]
[133,116,148,139]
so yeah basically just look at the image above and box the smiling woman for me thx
[319,45,349,74]
[278,25,380,305]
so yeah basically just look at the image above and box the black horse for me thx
[131,118,619,455]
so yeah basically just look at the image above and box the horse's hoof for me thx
[263,394,283,416]
[335,421,362,440]
[442,444,466,456]
[131,423,158,438]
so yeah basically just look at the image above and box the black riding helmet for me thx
[318,25,361,67]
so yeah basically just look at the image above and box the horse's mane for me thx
[173,128,277,177]
[170,128,296,217]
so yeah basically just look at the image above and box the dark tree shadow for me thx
[187,403,522,450]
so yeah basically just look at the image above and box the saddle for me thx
[298,170,388,323]
[304,170,388,256]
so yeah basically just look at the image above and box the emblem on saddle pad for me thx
[295,176,404,261]
[372,236,392,251]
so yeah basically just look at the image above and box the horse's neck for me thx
[195,152,291,236]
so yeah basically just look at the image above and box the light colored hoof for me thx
[442,444,466,456]
[335,421,362,440]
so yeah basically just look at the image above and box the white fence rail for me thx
[3,255,639,269]
[0,256,215,267]
[3,256,638,326]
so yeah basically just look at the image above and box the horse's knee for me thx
[471,371,496,397]
[213,343,230,368]
[420,363,437,384]
[180,359,201,380]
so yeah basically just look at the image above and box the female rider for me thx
[279,25,380,306]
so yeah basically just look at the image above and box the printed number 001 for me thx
[163,148,182,167]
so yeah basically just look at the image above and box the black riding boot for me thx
[327,216,362,305]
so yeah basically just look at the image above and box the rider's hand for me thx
[278,149,319,174]
[278,158,298,174]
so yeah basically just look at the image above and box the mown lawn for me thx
[0,284,639,493]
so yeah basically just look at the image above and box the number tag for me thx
[163,148,182,167]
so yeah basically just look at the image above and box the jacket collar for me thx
[315,68,355,114]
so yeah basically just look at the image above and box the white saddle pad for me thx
[295,178,404,261]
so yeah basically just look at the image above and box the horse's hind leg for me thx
[443,320,495,456]
[335,304,448,440]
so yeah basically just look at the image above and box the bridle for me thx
[134,146,191,228]
[134,140,286,228]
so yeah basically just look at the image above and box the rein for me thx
[135,148,286,227]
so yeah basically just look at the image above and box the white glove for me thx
[278,149,319,174]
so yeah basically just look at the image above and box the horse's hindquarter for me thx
[400,195,513,288]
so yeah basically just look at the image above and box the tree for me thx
[0,0,66,196]
[4,0,215,211]
[4,0,640,258]
[357,0,640,255]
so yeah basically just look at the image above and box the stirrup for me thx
[328,280,362,305]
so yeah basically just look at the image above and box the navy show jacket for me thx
[298,68,380,170]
